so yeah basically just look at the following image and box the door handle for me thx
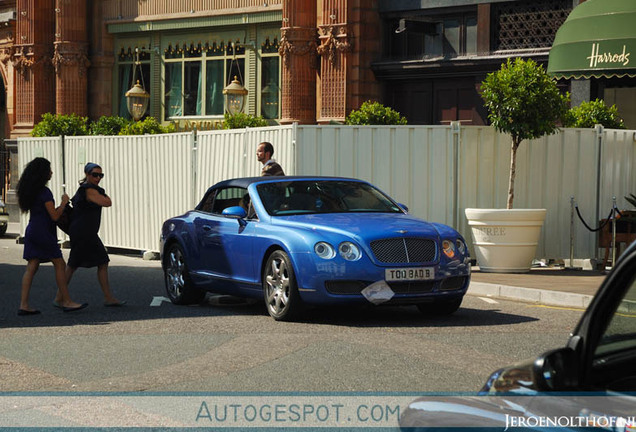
[202,225,212,232]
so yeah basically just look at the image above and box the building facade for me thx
[0,0,634,138]
[0,0,384,137]
[2,0,636,215]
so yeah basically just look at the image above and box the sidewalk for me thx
[468,266,606,309]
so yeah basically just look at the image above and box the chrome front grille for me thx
[370,238,437,263]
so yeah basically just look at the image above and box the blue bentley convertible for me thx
[160,177,471,321]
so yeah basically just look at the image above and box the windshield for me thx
[256,180,403,216]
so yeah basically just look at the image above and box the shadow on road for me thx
[0,258,538,330]
[277,303,540,328]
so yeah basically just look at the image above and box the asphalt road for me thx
[0,227,585,393]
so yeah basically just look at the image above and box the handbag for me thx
[56,203,74,234]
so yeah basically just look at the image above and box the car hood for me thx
[271,213,442,241]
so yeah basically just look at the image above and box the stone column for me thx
[279,0,317,124]
[52,0,90,116]
[317,0,381,123]
[88,0,113,119]
[343,0,381,118]
[0,22,16,135]
[12,0,56,137]
[317,0,350,122]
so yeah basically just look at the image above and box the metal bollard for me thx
[611,196,617,268]
[567,197,582,270]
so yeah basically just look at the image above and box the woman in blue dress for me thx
[62,162,124,307]
[17,157,88,315]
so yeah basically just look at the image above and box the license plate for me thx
[385,267,434,282]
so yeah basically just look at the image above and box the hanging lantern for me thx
[260,81,279,119]
[125,80,150,121]
[125,48,150,121]
[223,76,248,115]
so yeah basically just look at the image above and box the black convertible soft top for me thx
[207,175,363,191]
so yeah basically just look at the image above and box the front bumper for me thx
[290,251,471,305]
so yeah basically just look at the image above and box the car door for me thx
[526,243,636,423]
[192,186,255,291]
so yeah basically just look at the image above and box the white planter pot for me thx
[465,208,547,273]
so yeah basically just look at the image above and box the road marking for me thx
[150,296,170,307]
[478,297,498,304]
[529,304,585,312]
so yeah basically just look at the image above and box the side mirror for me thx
[399,203,409,213]
[222,206,247,218]
[222,206,248,226]
[533,347,578,391]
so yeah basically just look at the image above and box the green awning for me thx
[547,0,636,79]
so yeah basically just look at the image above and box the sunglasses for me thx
[91,172,105,179]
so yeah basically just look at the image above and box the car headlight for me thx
[339,242,361,261]
[442,239,457,259]
[314,242,336,259]
[456,239,466,255]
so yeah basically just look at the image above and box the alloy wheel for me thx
[265,255,290,316]
[166,246,186,300]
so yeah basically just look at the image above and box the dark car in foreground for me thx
[160,176,471,321]
[400,242,636,430]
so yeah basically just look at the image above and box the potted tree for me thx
[465,58,569,273]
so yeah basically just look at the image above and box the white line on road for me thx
[478,297,499,304]
[150,296,171,307]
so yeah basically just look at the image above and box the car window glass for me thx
[210,187,247,214]
[256,180,402,216]
[198,191,216,213]
[594,271,636,358]
[239,192,257,220]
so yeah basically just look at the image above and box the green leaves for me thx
[89,116,132,136]
[31,113,89,137]
[480,58,570,209]
[481,58,569,145]
[222,112,269,129]
[119,116,175,135]
[345,101,407,125]
[32,114,175,136]
[564,99,626,129]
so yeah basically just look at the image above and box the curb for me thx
[467,282,594,309]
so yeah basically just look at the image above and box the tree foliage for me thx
[222,112,269,129]
[32,113,177,136]
[31,113,89,137]
[119,116,176,135]
[564,99,626,129]
[345,101,407,125]
[480,58,569,208]
[89,116,132,135]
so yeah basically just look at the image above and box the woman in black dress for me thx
[62,162,124,306]
[17,157,88,315]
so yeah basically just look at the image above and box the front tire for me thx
[263,250,303,321]
[417,298,462,316]
[164,243,205,305]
